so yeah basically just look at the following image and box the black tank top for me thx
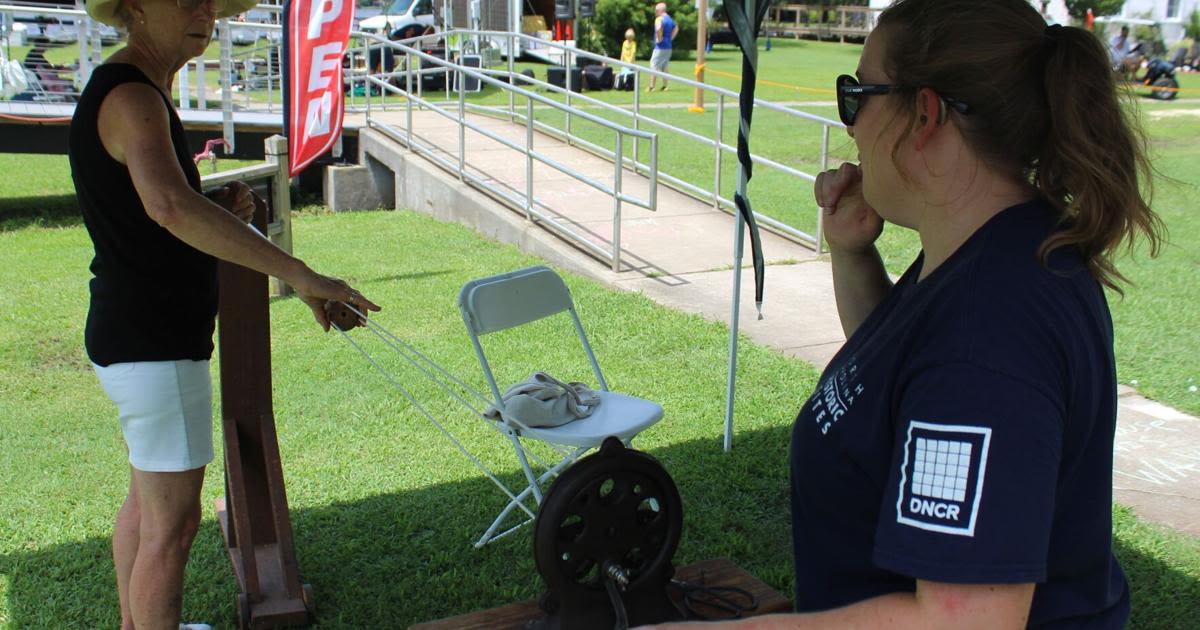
[69,63,218,366]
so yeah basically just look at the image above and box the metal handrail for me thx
[359,32,659,272]
[396,29,844,252]
[1,3,844,252]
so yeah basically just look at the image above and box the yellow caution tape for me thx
[705,67,835,96]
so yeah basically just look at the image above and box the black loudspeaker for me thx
[546,66,583,92]
[513,68,536,86]
[419,47,447,91]
[455,54,482,92]
[578,0,595,18]
[616,72,635,91]
[554,0,573,20]
[583,64,613,90]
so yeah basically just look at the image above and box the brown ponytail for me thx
[877,0,1164,292]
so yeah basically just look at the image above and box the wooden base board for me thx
[410,558,791,629]
[215,498,313,628]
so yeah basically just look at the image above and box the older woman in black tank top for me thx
[70,1,380,628]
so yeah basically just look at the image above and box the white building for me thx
[1111,0,1199,44]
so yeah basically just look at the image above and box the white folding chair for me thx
[459,265,664,547]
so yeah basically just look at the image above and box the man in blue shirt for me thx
[647,2,677,91]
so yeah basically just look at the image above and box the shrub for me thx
[583,0,697,60]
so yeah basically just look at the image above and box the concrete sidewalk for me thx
[358,113,1200,538]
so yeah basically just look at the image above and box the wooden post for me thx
[215,173,313,628]
[263,135,294,297]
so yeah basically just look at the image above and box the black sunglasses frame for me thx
[835,74,971,127]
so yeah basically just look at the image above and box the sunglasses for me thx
[176,0,219,12]
[835,74,971,127]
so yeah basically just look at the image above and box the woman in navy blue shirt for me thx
[652,0,1163,627]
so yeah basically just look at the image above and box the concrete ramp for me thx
[351,111,848,366]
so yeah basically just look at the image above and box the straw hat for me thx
[86,0,259,28]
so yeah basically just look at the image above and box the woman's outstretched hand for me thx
[292,271,381,332]
[814,162,883,255]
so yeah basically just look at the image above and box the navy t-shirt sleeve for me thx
[871,362,1063,584]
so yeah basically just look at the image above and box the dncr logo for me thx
[896,422,991,537]
[909,498,961,521]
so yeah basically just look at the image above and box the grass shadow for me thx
[366,270,454,284]
[0,195,81,232]
[0,427,795,628]
[1115,528,1200,629]
[2,430,1197,628]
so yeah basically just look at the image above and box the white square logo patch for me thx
[896,421,992,537]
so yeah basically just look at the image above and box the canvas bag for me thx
[484,372,601,428]
[0,60,28,100]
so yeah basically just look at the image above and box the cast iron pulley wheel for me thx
[533,437,683,596]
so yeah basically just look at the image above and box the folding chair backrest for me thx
[459,266,572,335]
[458,266,607,404]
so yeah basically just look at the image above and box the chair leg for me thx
[476,484,538,548]
[474,445,590,547]
[509,432,544,504]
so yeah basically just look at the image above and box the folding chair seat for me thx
[459,265,664,547]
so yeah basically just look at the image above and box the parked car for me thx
[357,0,435,39]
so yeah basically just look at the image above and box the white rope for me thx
[333,324,540,522]
[350,305,496,410]
[341,303,575,464]
[331,303,586,521]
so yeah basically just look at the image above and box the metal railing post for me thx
[525,98,534,222]
[508,33,515,124]
[714,94,724,210]
[416,47,423,104]
[364,39,372,122]
[219,19,235,152]
[632,71,640,174]
[817,124,830,254]
[649,136,658,211]
[195,57,207,110]
[565,48,572,147]
[179,62,191,109]
[266,52,273,112]
[406,51,413,147]
[458,62,466,181]
[612,133,623,273]
[74,3,88,87]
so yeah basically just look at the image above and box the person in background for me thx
[645,0,1162,627]
[72,0,380,628]
[647,2,677,91]
[1109,25,1135,73]
[23,39,74,93]
[622,27,638,65]
[617,27,638,89]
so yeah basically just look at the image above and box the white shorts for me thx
[651,48,671,72]
[94,360,214,473]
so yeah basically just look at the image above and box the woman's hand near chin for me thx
[814,162,883,256]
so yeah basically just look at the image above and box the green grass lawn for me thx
[1,148,1199,627]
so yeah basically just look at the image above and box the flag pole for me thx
[722,0,767,452]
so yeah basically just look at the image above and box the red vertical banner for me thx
[286,0,355,177]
